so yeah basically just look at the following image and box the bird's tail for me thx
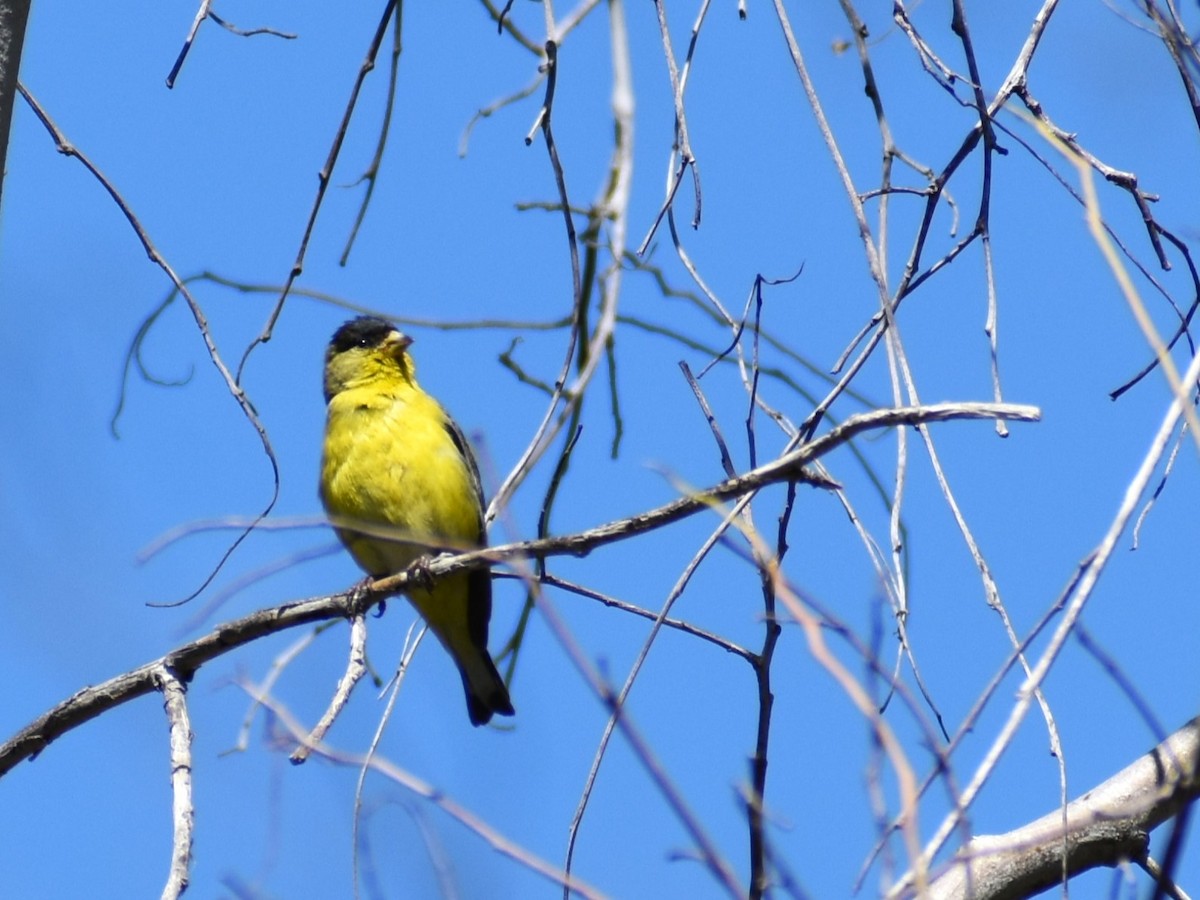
[407,576,515,727]
[459,650,515,727]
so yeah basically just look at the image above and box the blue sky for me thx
[2,1,1199,897]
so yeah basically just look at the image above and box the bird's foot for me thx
[347,576,386,618]
[406,555,436,592]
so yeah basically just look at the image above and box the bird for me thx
[319,315,514,726]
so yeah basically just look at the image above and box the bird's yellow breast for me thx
[320,383,482,577]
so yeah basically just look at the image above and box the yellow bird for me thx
[319,316,514,726]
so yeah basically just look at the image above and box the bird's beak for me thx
[381,330,414,358]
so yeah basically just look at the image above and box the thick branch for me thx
[387,401,1040,593]
[0,593,348,778]
[891,716,1200,900]
[0,401,1037,779]
[0,0,32,210]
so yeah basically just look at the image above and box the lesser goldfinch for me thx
[320,316,514,726]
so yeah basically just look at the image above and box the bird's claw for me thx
[407,555,436,592]
[347,576,385,618]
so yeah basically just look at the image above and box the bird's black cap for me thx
[329,316,399,355]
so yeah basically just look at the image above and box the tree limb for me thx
[0,0,32,210]
[890,717,1200,900]
[0,401,1037,780]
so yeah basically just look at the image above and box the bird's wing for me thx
[440,413,493,653]
[441,414,487,544]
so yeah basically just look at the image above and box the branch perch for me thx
[0,401,1037,778]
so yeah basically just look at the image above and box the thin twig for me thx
[242,682,606,899]
[238,0,399,377]
[290,614,369,764]
[907,345,1200,876]
[339,4,404,266]
[18,84,281,607]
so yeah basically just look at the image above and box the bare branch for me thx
[18,84,281,607]
[156,666,195,900]
[0,401,1037,781]
[245,682,607,899]
[891,717,1200,900]
[290,613,369,764]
